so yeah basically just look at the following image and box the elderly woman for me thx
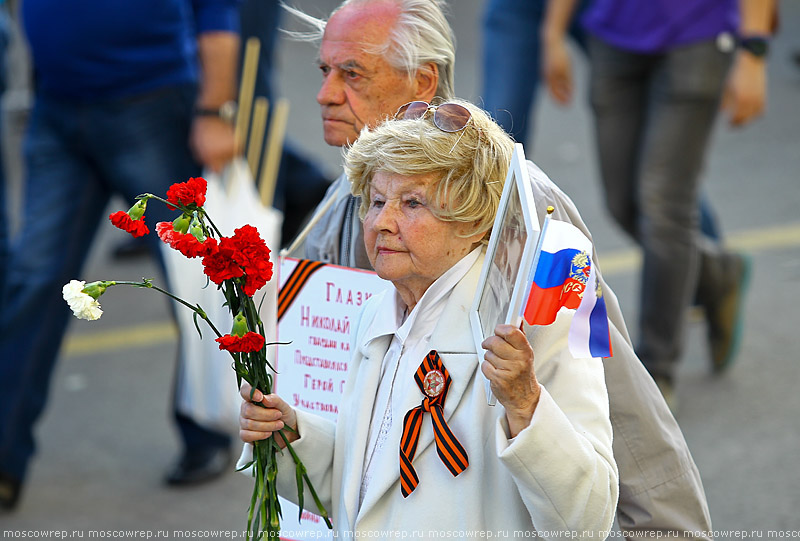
[239,99,618,536]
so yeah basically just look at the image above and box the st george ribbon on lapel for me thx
[399,350,469,498]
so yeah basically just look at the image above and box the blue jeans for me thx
[480,0,587,146]
[0,85,228,482]
[0,6,10,298]
[588,37,733,380]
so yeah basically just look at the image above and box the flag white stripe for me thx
[539,219,593,256]
[569,261,600,359]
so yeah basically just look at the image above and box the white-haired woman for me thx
[239,99,618,537]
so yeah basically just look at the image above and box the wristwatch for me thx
[738,35,770,58]
[194,100,238,123]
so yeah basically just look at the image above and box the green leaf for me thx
[296,465,304,521]
[235,460,254,472]
[192,311,203,338]
[257,290,268,315]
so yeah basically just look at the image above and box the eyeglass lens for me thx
[396,101,471,132]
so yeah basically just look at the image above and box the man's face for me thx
[316,2,422,147]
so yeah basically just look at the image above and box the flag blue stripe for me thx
[588,296,611,358]
[533,248,583,289]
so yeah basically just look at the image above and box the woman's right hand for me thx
[239,383,299,448]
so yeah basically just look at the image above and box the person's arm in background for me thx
[190,0,241,172]
[721,0,777,126]
[541,0,580,105]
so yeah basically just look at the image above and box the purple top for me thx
[581,0,739,53]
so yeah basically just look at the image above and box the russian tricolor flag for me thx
[522,218,612,359]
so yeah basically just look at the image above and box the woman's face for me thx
[363,171,483,305]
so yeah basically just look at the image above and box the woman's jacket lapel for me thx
[351,253,486,524]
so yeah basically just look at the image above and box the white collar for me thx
[360,247,481,348]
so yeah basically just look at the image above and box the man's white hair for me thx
[282,0,456,100]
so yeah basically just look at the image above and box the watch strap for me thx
[738,35,769,58]
[194,101,238,123]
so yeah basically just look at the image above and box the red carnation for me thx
[109,211,149,238]
[156,221,177,244]
[225,225,274,296]
[156,222,218,258]
[215,332,265,353]
[166,177,207,210]
[202,243,244,285]
[200,225,273,295]
[176,234,218,259]
[241,258,274,297]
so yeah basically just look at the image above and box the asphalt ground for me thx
[2,0,799,537]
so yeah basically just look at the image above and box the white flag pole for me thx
[517,205,555,323]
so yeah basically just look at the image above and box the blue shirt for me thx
[581,0,739,53]
[22,0,240,100]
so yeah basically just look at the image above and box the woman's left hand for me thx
[481,324,541,438]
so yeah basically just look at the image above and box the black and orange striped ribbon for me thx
[399,350,469,498]
[277,259,326,322]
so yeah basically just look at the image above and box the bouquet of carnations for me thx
[62,177,331,539]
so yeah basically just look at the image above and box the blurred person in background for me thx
[480,0,589,148]
[480,0,736,322]
[0,0,241,511]
[543,0,776,406]
[112,0,334,259]
[0,0,10,299]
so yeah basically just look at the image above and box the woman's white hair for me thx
[344,99,515,242]
[282,0,456,99]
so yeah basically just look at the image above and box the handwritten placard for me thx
[274,258,390,539]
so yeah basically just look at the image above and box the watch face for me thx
[219,101,238,122]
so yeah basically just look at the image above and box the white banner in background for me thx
[274,257,390,539]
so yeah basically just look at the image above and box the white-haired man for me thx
[281,0,713,537]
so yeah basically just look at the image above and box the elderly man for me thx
[283,0,713,537]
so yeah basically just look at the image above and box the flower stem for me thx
[111,280,225,339]
[277,429,333,529]
[136,193,225,238]
[105,195,330,535]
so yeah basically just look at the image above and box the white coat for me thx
[243,253,619,539]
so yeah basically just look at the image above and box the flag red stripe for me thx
[523,280,583,326]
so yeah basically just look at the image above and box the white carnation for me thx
[62,280,103,321]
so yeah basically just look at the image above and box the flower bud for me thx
[81,280,115,300]
[189,212,207,242]
[231,311,250,337]
[127,199,148,220]
[172,213,191,234]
